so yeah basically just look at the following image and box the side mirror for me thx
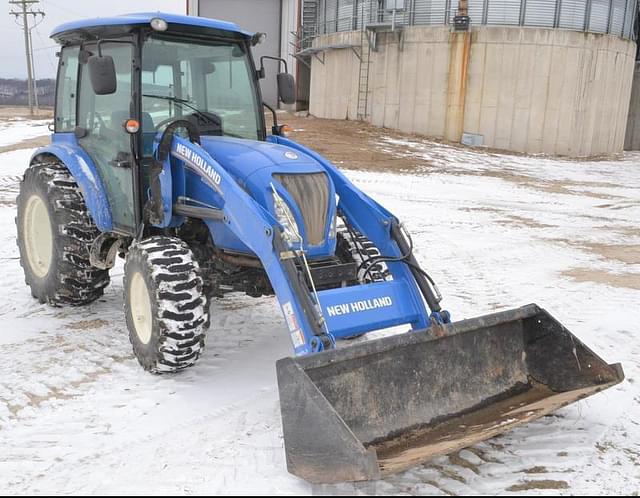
[88,55,117,95]
[277,73,296,105]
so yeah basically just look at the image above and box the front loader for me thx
[16,13,623,484]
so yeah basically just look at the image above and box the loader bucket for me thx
[276,304,624,484]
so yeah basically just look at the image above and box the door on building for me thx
[197,0,282,107]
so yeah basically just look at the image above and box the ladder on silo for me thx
[301,0,318,50]
[356,29,371,120]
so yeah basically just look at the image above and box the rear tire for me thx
[124,236,209,373]
[16,159,110,305]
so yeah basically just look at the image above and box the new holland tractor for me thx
[16,13,623,483]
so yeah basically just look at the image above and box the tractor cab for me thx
[51,12,294,234]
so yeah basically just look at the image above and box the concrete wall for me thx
[309,26,637,157]
[308,31,363,120]
[625,63,640,150]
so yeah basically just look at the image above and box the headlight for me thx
[329,213,337,239]
[272,189,301,246]
[273,173,330,246]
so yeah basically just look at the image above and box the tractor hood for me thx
[200,136,324,178]
[199,136,327,192]
[198,136,336,258]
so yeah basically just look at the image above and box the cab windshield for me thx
[141,35,263,144]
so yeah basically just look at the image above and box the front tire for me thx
[16,159,110,305]
[124,236,209,373]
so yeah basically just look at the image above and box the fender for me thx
[31,133,112,232]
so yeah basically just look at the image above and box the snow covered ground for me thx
[0,119,638,495]
[0,118,50,147]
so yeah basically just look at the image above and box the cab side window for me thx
[76,41,136,231]
[142,64,177,126]
[55,46,79,132]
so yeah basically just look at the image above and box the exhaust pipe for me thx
[276,304,623,483]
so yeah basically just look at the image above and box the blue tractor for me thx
[17,13,623,483]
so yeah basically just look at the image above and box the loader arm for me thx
[270,135,447,321]
[152,132,443,354]
[152,133,331,354]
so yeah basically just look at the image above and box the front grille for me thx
[273,173,330,246]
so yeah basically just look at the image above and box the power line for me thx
[40,0,81,18]
[33,24,56,75]
[9,0,45,115]
[33,44,58,52]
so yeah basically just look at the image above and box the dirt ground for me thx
[279,112,422,171]
[280,111,619,168]
[0,105,52,119]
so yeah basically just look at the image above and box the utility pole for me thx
[28,25,39,111]
[9,0,45,116]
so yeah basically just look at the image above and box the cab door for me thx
[77,40,136,233]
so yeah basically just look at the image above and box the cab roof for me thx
[51,12,253,43]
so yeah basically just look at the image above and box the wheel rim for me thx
[130,272,153,345]
[23,194,53,278]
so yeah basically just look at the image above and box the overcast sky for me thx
[1,0,185,79]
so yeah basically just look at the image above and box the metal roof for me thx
[50,12,253,40]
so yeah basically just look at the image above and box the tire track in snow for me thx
[0,265,297,494]
[0,175,21,205]
[1,388,279,494]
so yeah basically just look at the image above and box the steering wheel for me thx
[154,116,181,131]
